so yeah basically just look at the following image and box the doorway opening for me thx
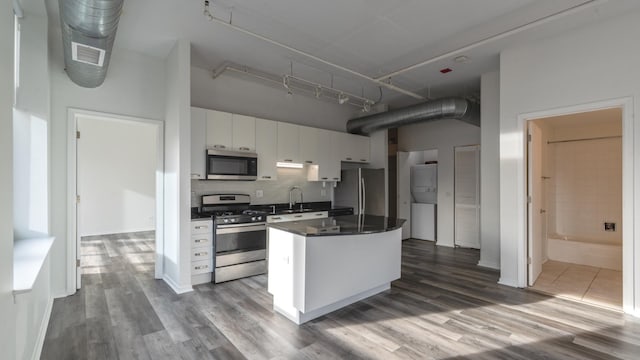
[67,109,164,293]
[527,108,622,309]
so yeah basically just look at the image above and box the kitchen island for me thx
[267,215,405,325]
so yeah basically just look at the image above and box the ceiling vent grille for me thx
[71,41,105,67]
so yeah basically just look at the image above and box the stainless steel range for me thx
[200,194,267,283]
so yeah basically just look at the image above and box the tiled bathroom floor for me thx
[530,260,622,309]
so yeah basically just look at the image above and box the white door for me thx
[454,145,480,248]
[528,122,544,285]
[397,151,411,239]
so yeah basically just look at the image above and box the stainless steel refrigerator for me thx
[334,168,386,216]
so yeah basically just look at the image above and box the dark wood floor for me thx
[41,234,640,359]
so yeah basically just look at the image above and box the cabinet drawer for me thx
[192,259,213,275]
[191,233,212,248]
[215,260,267,283]
[191,220,212,234]
[216,249,266,267]
[192,247,213,261]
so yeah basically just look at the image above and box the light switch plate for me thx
[256,190,264,198]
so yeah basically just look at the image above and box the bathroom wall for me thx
[545,111,622,245]
[191,167,332,208]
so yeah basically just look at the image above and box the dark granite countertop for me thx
[267,215,405,236]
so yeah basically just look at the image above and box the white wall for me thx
[191,66,354,131]
[499,8,640,314]
[0,3,16,359]
[49,29,167,295]
[77,117,157,236]
[399,119,480,247]
[163,40,192,293]
[479,71,500,269]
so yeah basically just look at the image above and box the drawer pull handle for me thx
[272,217,281,220]
[194,239,207,243]
[305,160,313,164]
[346,157,352,160]
[262,176,271,179]
[315,213,323,216]
[195,252,208,256]
[360,159,367,162]
[294,215,303,218]
[195,226,208,229]
[284,159,293,162]
[239,147,250,151]
[194,265,209,270]
[321,177,328,180]
[213,145,226,149]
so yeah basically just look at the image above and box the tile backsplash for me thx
[191,167,333,208]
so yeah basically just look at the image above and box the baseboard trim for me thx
[31,295,53,360]
[162,274,193,295]
[477,259,500,270]
[498,277,520,288]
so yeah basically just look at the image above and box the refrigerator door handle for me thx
[361,177,366,215]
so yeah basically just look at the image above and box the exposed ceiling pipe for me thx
[374,0,602,81]
[13,0,24,18]
[202,2,425,100]
[346,97,479,135]
[59,0,124,88]
[203,0,601,101]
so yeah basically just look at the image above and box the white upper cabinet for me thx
[232,114,256,152]
[340,132,370,163]
[206,110,233,150]
[277,122,300,163]
[308,129,341,182]
[299,126,320,165]
[255,118,278,181]
[190,107,207,179]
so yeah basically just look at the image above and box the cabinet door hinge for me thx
[527,257,532,265]
[76,195,81,203]
[76,131,81,139]
[527,133,532,142]
[527,195,532,204]
[76,259,81,267]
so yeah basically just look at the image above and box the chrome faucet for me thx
[289,186,303,210]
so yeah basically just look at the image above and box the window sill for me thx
[13,236,55,295]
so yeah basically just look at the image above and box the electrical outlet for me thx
[604,222,616,232]
[256,189,264,198]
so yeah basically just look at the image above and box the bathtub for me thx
[547,235,622,271]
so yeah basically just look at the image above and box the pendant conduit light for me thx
[212,62,376,110]
[204,0,214,20]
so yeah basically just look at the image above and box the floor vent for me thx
[71,42,105,67]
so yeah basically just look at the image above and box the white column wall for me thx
[479,71,500,269]
[0,2,16,358]
[499,8,640,314]
[163,39,193,293]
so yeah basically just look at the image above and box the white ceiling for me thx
[45,0,640,107]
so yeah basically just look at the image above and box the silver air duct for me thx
[59,0,124,88]
[346,97,480,135]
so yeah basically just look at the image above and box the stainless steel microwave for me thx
[206,149,258,180]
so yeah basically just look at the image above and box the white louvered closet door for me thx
[454,145,480,248]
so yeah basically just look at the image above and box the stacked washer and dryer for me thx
[411,163,437,241]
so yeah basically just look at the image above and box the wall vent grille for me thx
[71,42,105,67]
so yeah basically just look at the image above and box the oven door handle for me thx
[216,223,266,234]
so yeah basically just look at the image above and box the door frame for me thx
[66,108,165,294]
[454,144,481,248]
[518,97,634,314]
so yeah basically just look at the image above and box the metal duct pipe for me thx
[59,0,124,88]
[346,97,480,135]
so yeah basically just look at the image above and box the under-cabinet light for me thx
[277,162,304,169]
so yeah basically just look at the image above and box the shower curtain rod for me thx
[547,135,621,144]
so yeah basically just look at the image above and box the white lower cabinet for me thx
[191,219,213,285]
